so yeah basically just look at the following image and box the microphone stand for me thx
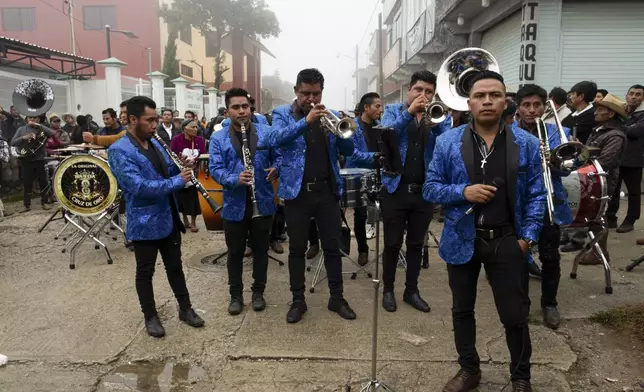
[352,136,396,392]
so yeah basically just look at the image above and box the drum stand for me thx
[570,219,612,294]
[626,255,644,272]
[308,241,373,293]
[38,207,66,233]
[68,203,122,269]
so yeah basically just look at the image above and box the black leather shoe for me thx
[403,291,431,313]
[543,306,561,329]
[286,300,307,323]
[179,308,205,328]
[512,380,532,392]
[228,296,244,315]
[306,244,320,259]
[528,262,542,279]
[358,251,369,266]
[328,298,357,320]
[144,315,165,338]
[616,221,634,233]
[442,368,481,392]
[561,242,582,252]
[252,292,266,311]
[382,291,397,312]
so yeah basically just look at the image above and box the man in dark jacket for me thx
[561,81,597,144]
[573,94,627,265]
[606,84,644,233]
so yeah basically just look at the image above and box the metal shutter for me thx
[481,11,522,93]
[561,1,644,96]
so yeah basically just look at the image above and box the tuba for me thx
[13,79,55,157]
[436,48,500,112]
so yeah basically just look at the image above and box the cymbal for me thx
[69,143,105,150]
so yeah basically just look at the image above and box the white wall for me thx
[77,80,108,121]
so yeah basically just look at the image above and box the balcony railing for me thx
[383,39,401,79]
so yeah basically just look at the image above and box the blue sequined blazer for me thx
[108,135,185,241]
[379,103,452,193]
[208,123,281,222]
[422,123,546,265]
[269,103,355,200]
[345,117,378,169]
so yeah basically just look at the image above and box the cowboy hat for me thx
[595,94,628,119]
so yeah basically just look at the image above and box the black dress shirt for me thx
[400,119,425,184]
[470,127,512,228]
[292,104,331,183]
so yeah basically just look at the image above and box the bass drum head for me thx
[54,155,118,216]
[561,171,581,221]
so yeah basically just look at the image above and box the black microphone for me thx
[465,177,505,215]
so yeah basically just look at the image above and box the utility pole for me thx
[377,13,384,98]
[66,0,76,55]
[147,47,153,97]
[355,43,359,107]
[105,25,112,58]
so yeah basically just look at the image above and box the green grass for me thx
[591,303,644,342]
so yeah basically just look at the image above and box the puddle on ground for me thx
[99,361,207,392]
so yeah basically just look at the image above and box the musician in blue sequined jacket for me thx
[107,96,203,337]
[207,88,281,314]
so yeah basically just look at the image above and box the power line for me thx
[36,0,150,54]
[357,0,381,48]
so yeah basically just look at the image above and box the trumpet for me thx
[541,99,589,172]
[424,100,449,124]
[311,103,356,139]
[240,123,262,219]
[152,133,222,214]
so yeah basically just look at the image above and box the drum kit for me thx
[13,79,126,269]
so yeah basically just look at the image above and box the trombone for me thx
[536,118,555,224]
[311,103,356,139]
[542,99,589,172]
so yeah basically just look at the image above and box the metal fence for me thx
[121,76,151,103]
[163,88,176,111]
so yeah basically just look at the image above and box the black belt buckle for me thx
[406,184,421,193]
[476,228,497,240]
[306,182,316,192]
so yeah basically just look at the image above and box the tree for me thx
[213,52,231,87]
[159,1,189,85]
[180,0,281,89]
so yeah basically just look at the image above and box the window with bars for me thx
[1,7,36,31]
[179,25,192,45]
[83,6,117,30]
[180,64,194,78]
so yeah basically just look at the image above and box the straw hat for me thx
[595,94,628,119]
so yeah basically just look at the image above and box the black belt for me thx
[303,179,331,192]
[475,225,514,241]
[399,183,422,194]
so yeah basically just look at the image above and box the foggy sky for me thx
[261,0,382,111]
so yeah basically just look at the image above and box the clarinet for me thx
[240,124,262,219]
[152,133,222,213]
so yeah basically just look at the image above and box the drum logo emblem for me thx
[70,169,105,207]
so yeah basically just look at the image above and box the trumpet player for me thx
[514,84,572,329]
[209,88,281,315]
[270,68,360,324]
[378,70,452,313]
[108,96,204,338]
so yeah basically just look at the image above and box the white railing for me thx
[121,76,151,102]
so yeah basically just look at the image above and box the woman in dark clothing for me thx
[169,119,206,232]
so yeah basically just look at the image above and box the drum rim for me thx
[339,168,374,175]
[54,154,118,216]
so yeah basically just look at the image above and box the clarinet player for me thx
[209,88,281,315]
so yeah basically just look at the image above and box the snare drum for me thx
[339,168,374,209]
[53,154,119,217]
[561,159,608,227]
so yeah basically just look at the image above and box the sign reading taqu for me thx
[519,1,539,88]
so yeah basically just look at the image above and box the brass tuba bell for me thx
[12,79,55,117]
[436,48,500,112]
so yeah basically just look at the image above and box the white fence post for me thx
[97,57,127,110]
[171,77,189,115]
[148,71,168,108]
[206,87,220,119]
[190,83,206,119]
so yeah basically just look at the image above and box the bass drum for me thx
[561,159,608,228]
[54,154,118,216]
[197,154,224,231]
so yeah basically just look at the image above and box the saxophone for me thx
[152,133,222,213]
[240,123,262,219]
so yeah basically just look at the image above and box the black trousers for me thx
[285,188,343,299]
[353,206,369,253]
[132,229,191,319]
[606,166,642,224]
[20,159,48,207]
[381,190,433,292]
[447,233,532,380]
[223,215,273,296]
[309,219,319,246]
[538,224,561,308]
[269,205,285,242]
